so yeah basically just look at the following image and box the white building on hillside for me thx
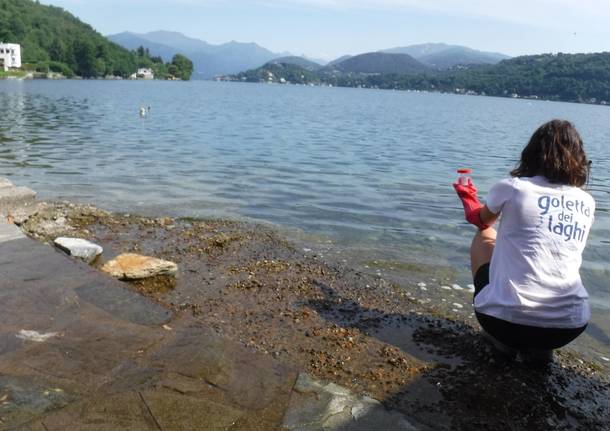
[0,43,21,72]
[135,68,154,80]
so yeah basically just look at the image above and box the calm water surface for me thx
[1,80,609,351]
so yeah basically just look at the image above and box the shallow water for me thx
[1,80,609,347]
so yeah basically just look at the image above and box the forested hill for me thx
[380,52,610,104]
[0,0,134,78]
[0,0,137,77]
[232,52,610,105]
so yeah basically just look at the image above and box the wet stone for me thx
[148,322,297,413]
[101,253,178,280]
[142,390,244,430]
[0,223,25,244]
[283,374,419,431]
[76,281,171,326]
[32,392,157,430]
[0,375,73,428]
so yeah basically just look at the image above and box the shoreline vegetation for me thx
[225,52,610,106]
[15,199,610,430]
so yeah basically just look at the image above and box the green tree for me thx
[170,54,193,80]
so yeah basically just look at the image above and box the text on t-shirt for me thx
[538,195,591,243]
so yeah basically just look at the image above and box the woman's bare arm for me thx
[480,205,499,227]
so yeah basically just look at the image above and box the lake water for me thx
[1,80,609,353]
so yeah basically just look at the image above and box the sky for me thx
[42,0,610,61]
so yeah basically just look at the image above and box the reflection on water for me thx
[1,80,609,320]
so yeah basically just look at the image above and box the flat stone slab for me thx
[0,236,300,430]
[76,281,171,326]
[283,374,419,431]
[54,237,103,263]
[142,391,244,430]
[0,375,73,427]
[0,186,36,206]
[0,223,25,243]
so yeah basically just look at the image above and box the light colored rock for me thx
[101,253,178,280]
[16,330,58,342]
[283,373,419,431]
[0,177,14,188]
[54,237,103,263]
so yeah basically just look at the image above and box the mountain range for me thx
[322,52,429,75]
[108,32,510,79]
[382,43,509,68]
[107,31,290,79]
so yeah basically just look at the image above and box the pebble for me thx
[452,303,464,309]
[417,282,427,288]
[452,284,463,291]
[601,356,609,362]
[440,286,452,290]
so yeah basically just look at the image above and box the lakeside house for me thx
[0,43,21,72]
[130,68,154,80]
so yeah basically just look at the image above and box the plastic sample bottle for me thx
[457,168,472,186]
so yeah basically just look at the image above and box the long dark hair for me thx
[511,120,590,187]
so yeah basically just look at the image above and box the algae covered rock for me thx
[101,253,178,280]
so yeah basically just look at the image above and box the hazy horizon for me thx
[42,0,610,61]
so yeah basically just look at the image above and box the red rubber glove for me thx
[453,179,490,230]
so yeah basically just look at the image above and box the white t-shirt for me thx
[474,176,595,328]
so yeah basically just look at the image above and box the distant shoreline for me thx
[4,75,609,107]
[216,78,610,107]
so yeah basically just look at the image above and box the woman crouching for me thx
[454,120,595,364]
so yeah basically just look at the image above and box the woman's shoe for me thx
[481,330,518,359]
[517,348,554,367]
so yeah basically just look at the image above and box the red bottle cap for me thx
[457,168,472,174]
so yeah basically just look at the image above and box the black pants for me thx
[473,263,587,350]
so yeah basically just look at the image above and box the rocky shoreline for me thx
[12,200,608,430]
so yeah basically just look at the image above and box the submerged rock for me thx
[54,237,103,263]
[101,253,178,280]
